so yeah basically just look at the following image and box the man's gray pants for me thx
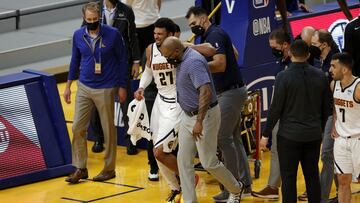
[217,87,252,188]
[268,121,281,187]
[320,116,335,203]
[177,105,242,203]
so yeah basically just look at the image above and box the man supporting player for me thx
[134,17,214,203]
[330,52,360,203]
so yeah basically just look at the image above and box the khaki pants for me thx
[72,82,117,171]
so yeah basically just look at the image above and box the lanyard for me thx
[83,35,102,65]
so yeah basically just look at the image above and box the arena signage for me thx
[225,0,235,14]
[253,17,271,36]
[247,76,275,122]
[253,0,269,9]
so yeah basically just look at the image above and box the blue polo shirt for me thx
[202,24,244,92]
[68,24,128,89]
[176,48,217,113]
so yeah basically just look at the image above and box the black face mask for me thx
[87,21,99,31]
[309,45,321,59]
[191,25,205,36]
[167,57,182,66]
[272,48,284,58]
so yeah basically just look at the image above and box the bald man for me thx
[297,29,341,203]
[160,36,245,203]
[293,26,316,66]
[301,26,315,45]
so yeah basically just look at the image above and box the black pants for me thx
[136,24,155,59]
[145,92,159,173]
[277,136,321,203]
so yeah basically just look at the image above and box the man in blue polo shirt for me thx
[160,36,244,203]
[63,2,128,184]
[186,6,251,201]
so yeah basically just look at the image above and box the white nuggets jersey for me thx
[150,43,177,98]
[333,78,360,137]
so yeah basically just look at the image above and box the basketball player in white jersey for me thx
[134,18,215,203]
[330,52,360,203]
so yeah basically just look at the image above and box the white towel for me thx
[127,99,151,145]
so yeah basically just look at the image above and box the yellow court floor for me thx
[0,82,360,203]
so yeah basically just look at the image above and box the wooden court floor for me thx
[0,83,359,203]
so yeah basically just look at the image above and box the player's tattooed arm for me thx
[197,84,211,123]
[192,84,212,140]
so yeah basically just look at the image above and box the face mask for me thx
[309,45,321,59]
[167,57,182,66]
[87,21,99,31]
[191,25,205,36]
[272,48,284,58]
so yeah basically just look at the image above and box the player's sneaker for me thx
[227,192,241,203]
[166,190,181,203]
[148,171,159,181]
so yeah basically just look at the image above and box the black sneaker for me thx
[92,141,104,153]
[298,191,308,201]
[166,190,181,203]
[194,162,205,171]
[328,196,338,203]
[127,144,138,155]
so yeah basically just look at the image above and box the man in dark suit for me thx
[260,40,329,203]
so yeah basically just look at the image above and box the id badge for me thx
[95,63,101,74]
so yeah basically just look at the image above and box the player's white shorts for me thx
[151,94,182,153]
[334,135,360,179]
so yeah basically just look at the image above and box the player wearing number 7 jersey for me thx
[134,18,215,203]
[330,53,360,203]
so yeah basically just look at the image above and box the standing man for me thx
[311,29,340,72]
[161,36,245,203]
[64,2,128,184]
[260,40,329,203]
[297,29,340,202]
[252,28,292,200]
[330,52,360,203]
[185,7,251,201]
[121,0,162,159]
[344,13,360,77]
[134,17,215,202]
[122,0,161,57]
[90,0,141,155]
[269,28,292,72]
[134,17,182,202]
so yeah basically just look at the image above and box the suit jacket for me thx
[101,1,140,63]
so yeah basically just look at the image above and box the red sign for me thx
[0,116,46,179]
[290,8,359,37]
